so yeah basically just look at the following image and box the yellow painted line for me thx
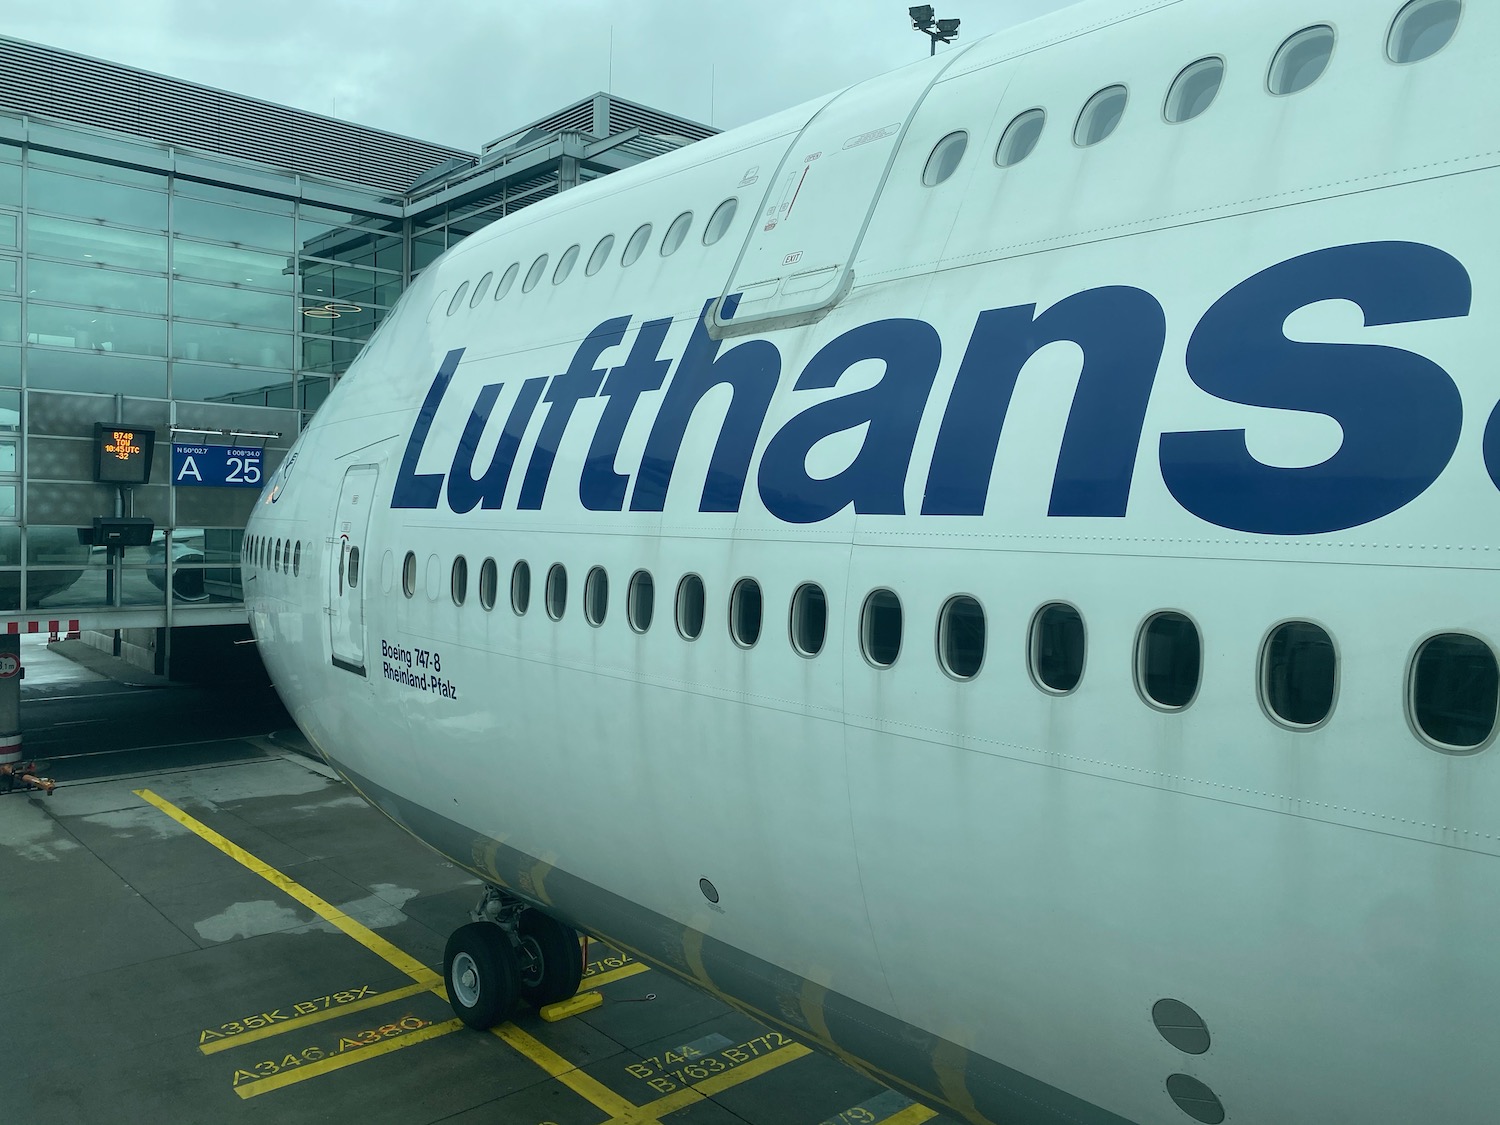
[137,789,643,1118]
[134,789,439,988]
[877,1104,939,1125]
[581,961,651,991]
[612,1043,813,1121]
[200,982,434,1055]
[233,1018,462,1099]
[491,1022,646,1119]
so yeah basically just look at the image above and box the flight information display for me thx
[92,423,157,484]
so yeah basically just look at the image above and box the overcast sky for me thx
[6,0,1082,151]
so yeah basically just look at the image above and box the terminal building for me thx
[0,35,713,672]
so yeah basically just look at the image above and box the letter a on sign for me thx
[177,456,202,483]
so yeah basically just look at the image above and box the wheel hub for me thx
[452,951,482,1007]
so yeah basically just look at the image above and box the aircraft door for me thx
[710,46,972,336]
[329,464,379,675]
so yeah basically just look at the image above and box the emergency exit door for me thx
[710,45,972,336]
[329,465,378,675]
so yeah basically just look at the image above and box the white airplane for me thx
[244,1,1497,1121]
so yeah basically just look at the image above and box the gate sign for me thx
[171,443,264,488]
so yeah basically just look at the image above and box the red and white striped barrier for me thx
[0,732,22,767]
[4,619,80,638]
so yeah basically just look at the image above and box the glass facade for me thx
[0,81,710,628]
[0,116,403,616]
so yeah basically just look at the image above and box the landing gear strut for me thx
[442,887,584,1029]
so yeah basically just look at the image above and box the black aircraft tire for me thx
[444,922,519,1029]
[517,912,584,1007]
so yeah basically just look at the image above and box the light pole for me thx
[910,5,961,56]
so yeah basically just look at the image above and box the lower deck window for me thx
[1412,633,1499,750]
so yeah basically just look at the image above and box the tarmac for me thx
[2,639,957,1125]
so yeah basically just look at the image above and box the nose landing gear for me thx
[442,886,585,1030]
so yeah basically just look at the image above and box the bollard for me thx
[0,634,19,767]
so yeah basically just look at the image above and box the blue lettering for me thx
[1159,242,1469,535]
[391,348,463,509]
[923,288,1165,517]
[580,317,674,511]
[758,318,941,523]
[519,317,630,510]
[1484,398,1500,494]
[631,300,781,513]
[446,378,546,513]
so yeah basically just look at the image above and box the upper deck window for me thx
[995,109,1045,167]
[1165,58,1225,123]
[661,212,693,257]
[922,131,968,186]
[622,223,652,267]
[469,271,493,307]
[703,198,738,245]
[1388,0,1461,64]
[522,254,548,293]
[1269,26,1335,95]
[446,282,470,315]
[1074,86,1128,147]
[586,235,615,276]
[553,244,580,285]
[493,262,519,301]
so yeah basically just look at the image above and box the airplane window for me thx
[703,198,738,246]
[922,131,968,187]
[622,223,653,267]
[661,212,693,257]
[628,570,654,633]
[511,560,531,615]
[347,546,359,588]
[469,271,494,307]
[293,541,301,578]
[939,595,986,681]
[553,244,580,285]
[1388,0,1461,64]
[522,254,548,293]
[451,556,468,607]
[275,539,283,573]
[676,574,705,640]
[995,108,1045,167]
[584,566,608,626]
[730,579,763,648]
[493,262,519,301]
[1137,612,1201,710]
[1165,57,1225,123]
[446,282,470,316]
[402,551,416,598]
[1411,633,1498,751]
[1269,26,1335,96]
[790,583,827,658]
[546,564,567,621]
[479,558,497,611]
[1262,621,1336,727]
[1031,603,1085,693]
[586,234,615,276]
[861,589,903,668]
[1075,85,1128,147]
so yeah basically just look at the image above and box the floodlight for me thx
[910,5,935,29]
[937,17,960,34]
